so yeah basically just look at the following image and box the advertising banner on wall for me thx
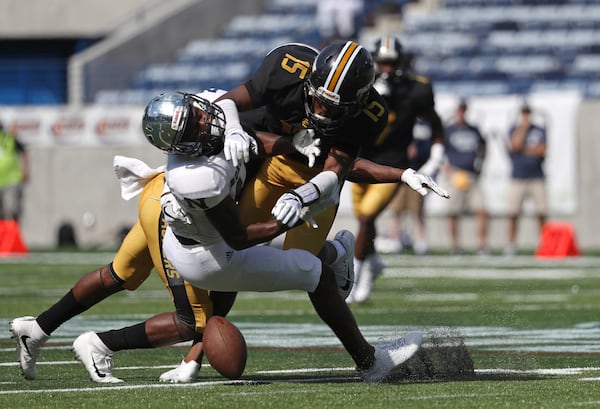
[0,90,581,217]
[0,105,146,147]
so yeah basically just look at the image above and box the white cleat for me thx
[350,254,385,303]
[73,331,124,383]
[351,268,373,304]
[329,230,355,300]
[9,316,49,380]
[360,332,423,382]
[159,359,201,383]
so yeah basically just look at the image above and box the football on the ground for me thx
[203,316,247,379]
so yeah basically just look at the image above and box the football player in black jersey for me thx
[348,35,446,303]
[216,41,399,257]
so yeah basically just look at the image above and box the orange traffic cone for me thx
[0,220,28,256]
[535,222,581,259]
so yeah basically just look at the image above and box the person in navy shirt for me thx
[505,103,547,255]
[443,100,488,254]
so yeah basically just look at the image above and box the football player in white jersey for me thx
[151,90,426,382]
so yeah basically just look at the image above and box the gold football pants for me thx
[111,173,212,332]
[351,182,400,218]
[238,155,337,255]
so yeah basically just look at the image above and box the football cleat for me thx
[9,316,49,380]
[73,331,123,383]
[360,332,423,382]
[328,230,355,300]
[159,359,201,383]
[350,254,385,303]
[350,268,373,304]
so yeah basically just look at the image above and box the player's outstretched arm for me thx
[348,158,450,198]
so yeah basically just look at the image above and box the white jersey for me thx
[160,89,322,293]
[162,152,245,245]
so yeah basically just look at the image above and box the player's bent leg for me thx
[309,264,423,382]
[144,312,197,347]
[71,264,125,306]
[10,264,125,380]
[308,263,375,370]
[75,311,199,383]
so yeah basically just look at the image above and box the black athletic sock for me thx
[97,322,151,352]
[36,290,88,335]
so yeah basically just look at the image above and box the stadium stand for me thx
[96,0,408,104]
[2,0,600,104]
[399,0,600,97]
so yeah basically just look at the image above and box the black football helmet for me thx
[372,35,412,73]
[142,92,225,156]
[304,41,374,133]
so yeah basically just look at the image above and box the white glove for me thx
[223,129,258,167]
[418,143,445,177]
[401,168,450,198]
[271,192,303,227]
[292,129,321,168]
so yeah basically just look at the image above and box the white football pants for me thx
[163,226,322,293]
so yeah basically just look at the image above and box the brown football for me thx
[203,316,247,379]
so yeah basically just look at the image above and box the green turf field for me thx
[2,251,600,408]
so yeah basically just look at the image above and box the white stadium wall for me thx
[1,92,598,250]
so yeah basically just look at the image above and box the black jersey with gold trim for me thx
[244,43,388,167]
[361,72,435,168]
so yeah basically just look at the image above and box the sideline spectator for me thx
[505,103,547,255]
[442,99,489,255]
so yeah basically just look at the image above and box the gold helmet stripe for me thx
[324,41,363,95]
[385,35,393,51]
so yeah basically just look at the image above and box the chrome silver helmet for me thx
[142,92,226,156]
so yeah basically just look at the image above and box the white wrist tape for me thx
[291,183,320,205]
[215,99,242,133]
[310,171,339,205]
[292,171,339,206]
